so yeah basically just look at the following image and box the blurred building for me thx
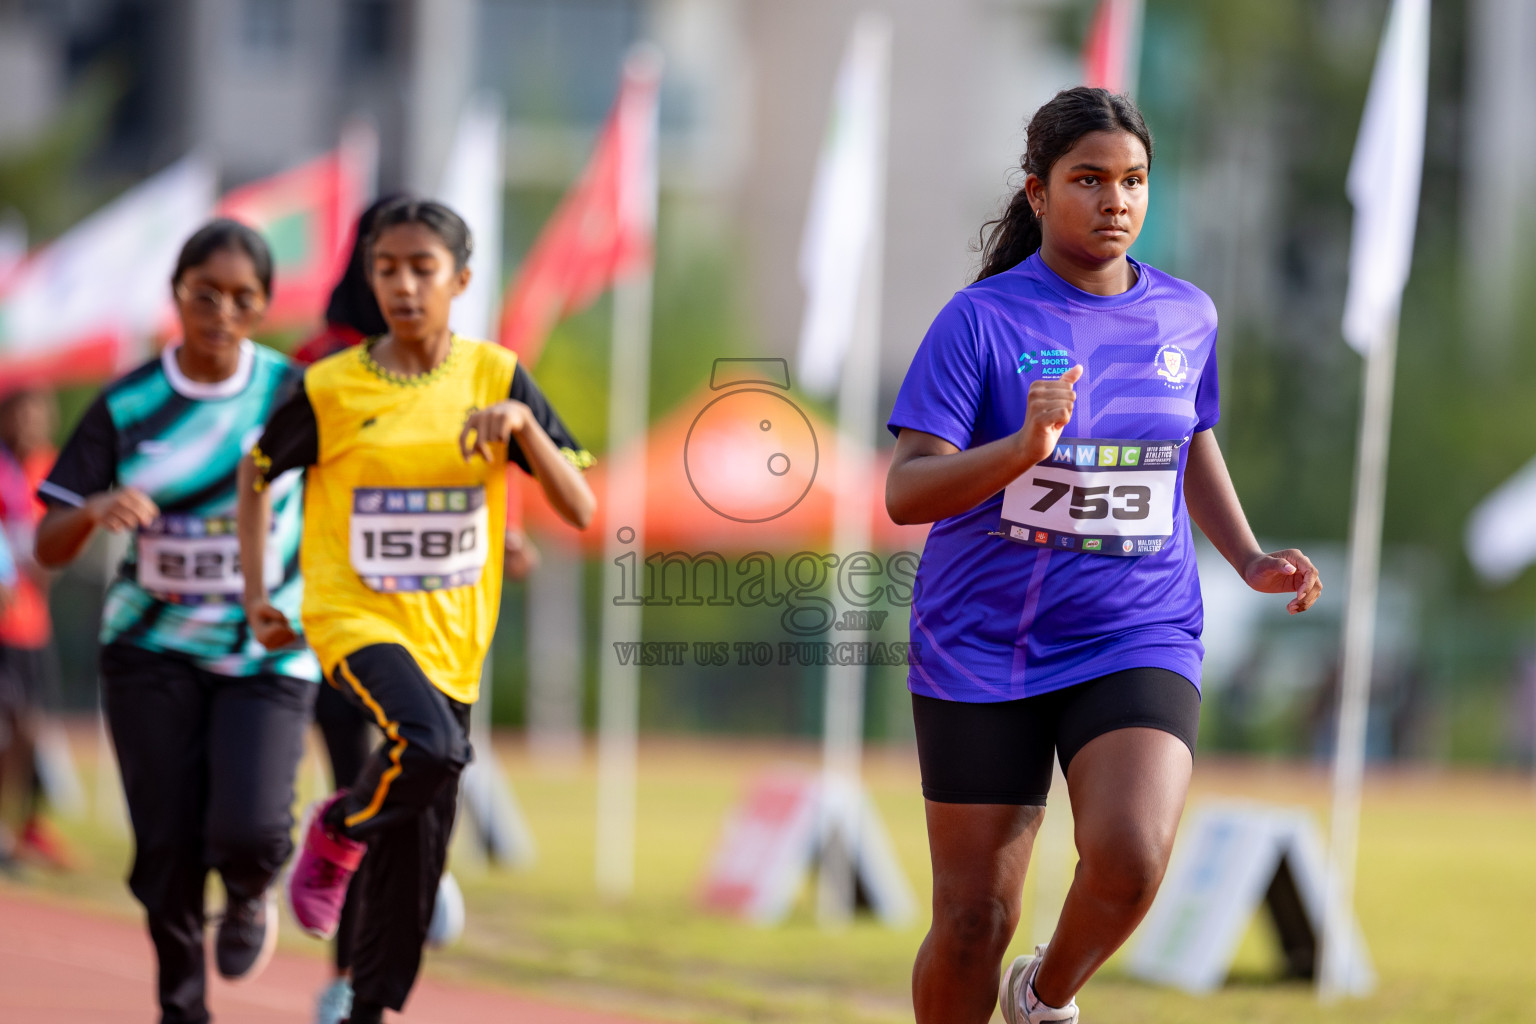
[732,0,1073,395]
[0,0,400,181]
[432,0,1079,397]
[1463,0,1536,355]
[0,0,1072,398]
[7,2,1534,373]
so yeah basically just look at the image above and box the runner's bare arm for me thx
[460,401,595,529]
[1183,428,1321,614]
[35,488,159,569]
[887,365,1083,525]
[237,454,298,649]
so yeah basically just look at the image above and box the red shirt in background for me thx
[0,445,56,648]
[291,323,365,367]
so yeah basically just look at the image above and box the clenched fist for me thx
[1015,364,1083,467]
[460,400,534,462]
[1242,548,1323,615]
[86,487,159,533]
[245,599,299,650]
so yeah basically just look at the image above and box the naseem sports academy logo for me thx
[1017,349,1072,378]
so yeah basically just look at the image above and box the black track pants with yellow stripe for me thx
[324,642,472,1011]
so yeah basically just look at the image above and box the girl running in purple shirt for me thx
[886,87,1322,1024]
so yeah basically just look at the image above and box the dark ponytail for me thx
[325,193,406,336]
[974,87,1153,282]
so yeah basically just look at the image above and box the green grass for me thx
[13,732,1536,1023]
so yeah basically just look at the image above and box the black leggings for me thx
[313,682,374,973]
[323,643,471,1012]
[0,642,62,821]
[100,642,315,1024]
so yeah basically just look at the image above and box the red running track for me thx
[0,886,663,1023]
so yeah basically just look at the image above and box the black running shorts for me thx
[911,667,1200,805]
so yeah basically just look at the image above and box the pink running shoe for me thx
[286,793,366,939]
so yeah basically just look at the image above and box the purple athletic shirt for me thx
[888,252,1220,703]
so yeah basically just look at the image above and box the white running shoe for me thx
[999,945,1079,1024]
[313,976,353,1024]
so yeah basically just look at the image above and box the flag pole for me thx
[815,12,892,926]
[1320,315,1398,1001]
[595,46,663,900]
[594,270,652,899]
[1121,0,1146,99]
[1321,0,1428,998]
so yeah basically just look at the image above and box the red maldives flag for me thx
[217,124,376,330]
[1082,0,1145,96]
[496,52,661,367]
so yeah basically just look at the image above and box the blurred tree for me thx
[1130,0,1536,761]
[0,65,124,242]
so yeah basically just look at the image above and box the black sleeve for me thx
[252,376,320,484]
[38,394,119,509]
[272,363,305,408]
[507,362,594,475]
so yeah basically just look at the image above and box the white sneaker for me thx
[313,976,352,1024]
[999,945,1079,1023]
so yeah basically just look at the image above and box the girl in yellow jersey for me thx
[236,198,594,1023]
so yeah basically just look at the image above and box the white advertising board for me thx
[700,768,914,927]
[1128,801,1374,996]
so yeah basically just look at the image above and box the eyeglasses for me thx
[176,284,267,319]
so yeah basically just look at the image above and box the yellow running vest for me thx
[298,337,515,703]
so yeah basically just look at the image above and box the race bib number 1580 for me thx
[349,486,489,592]
[999,438,1181,556]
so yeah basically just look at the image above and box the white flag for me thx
[1466,456,1536,585]
[796,15,891,398]
[1340,0,1430,354]
[0,156,216,361]
[438,97,504,342]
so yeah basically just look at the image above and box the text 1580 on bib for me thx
[999,438,1180,556]
[350,486,489,592]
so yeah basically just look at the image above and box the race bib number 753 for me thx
[999,438,1182,556]
[350,486,489,593]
